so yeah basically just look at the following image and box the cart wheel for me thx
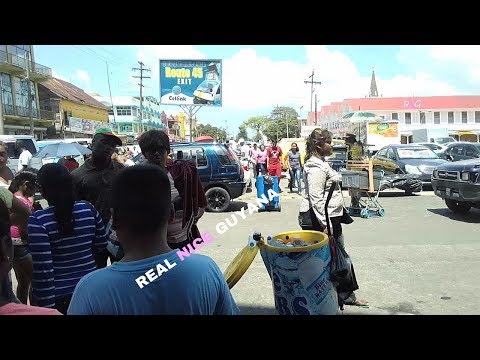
[377,208,385,217]
[360,208,368,218]
[365,210,372,219]
[276,205,282,212]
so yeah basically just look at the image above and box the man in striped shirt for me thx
[28,163,108,313]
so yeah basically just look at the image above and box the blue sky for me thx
[33,45,480,137]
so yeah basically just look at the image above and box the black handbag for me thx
[341,207,354,224]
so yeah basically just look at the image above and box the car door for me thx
[372,147,389,172]
[464,145,480,160]
[384,147,399,174]
[449,144,466,161]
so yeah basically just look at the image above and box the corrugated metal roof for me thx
[41,78,110,110]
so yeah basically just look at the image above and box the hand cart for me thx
[341,159,385,219]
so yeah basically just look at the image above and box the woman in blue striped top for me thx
[28,163,108,314]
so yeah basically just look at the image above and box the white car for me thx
[414,142,447,154]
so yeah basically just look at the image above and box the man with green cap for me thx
[72,127,124,268]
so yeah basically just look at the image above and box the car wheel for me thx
[206,187,231,212]
[445,199,472,214]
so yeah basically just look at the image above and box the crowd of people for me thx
[0,127,368,315]
[0,128,238,315]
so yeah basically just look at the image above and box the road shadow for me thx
[427,207,480,223]
[378,191,423,198]
[238,304,278,315]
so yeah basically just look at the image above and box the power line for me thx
[132,61,151,136]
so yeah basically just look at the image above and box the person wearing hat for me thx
[344,133,363,161]
[71,127,124,269]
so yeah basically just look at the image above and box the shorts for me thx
[13,245,30,260]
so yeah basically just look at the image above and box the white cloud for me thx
[72,69,91,84]
[120,45,471,115]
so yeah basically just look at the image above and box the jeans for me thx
[256,163,266,176]
[289,168,302,192]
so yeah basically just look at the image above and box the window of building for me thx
[447,112,454,124]
[405,112,411,125]
[120,124,133,133]
[1,73,14,115]
[116,106,132,116]
[420,112,426,124]
[108,107,114,115]
[434,112,440,124]
[13,76,28,115]
[475,111,480,123]
[462,111,468,123]
[391,113,398,120]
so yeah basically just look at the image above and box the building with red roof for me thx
[306,71,480,142]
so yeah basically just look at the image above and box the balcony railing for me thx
[31,61,52,77]
[0,49,27,70]
[0,49,52,77]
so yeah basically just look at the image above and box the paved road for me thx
[197,186,480,315]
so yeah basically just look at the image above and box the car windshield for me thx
[397,148,439,159]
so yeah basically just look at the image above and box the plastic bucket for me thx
[259,230,338,315]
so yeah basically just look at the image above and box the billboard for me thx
[159,59,222,106]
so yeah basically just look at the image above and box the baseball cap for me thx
[94,127,122,146]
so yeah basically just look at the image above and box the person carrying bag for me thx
[298,128,368,309]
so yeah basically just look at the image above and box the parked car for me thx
[437,142,480,162]
[431,158,480,214]
[133,142,247,212]
[435,137,457,145]
[413,142,447,155]
[372,144,448,194]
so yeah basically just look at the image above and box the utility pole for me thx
[26,51,34,136]
[315,94,318,126]
[304,70,321,113]
[132,61,151,136]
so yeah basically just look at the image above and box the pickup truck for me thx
[431,158,480,214]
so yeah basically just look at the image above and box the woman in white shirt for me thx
[299,128,368,308]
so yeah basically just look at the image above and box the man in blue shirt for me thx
[67,165,239,315]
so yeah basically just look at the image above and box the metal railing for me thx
[31,61,52,77]
[0,49,52,77]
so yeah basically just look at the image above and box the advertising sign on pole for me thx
[159,59,222,107]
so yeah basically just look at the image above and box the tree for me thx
[262,106,300,141]
[237,124,249,141]
[243,116,268,141]
[195,123,227,142]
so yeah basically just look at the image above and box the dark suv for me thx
[133,142,247,212]
[431,158,480,214]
